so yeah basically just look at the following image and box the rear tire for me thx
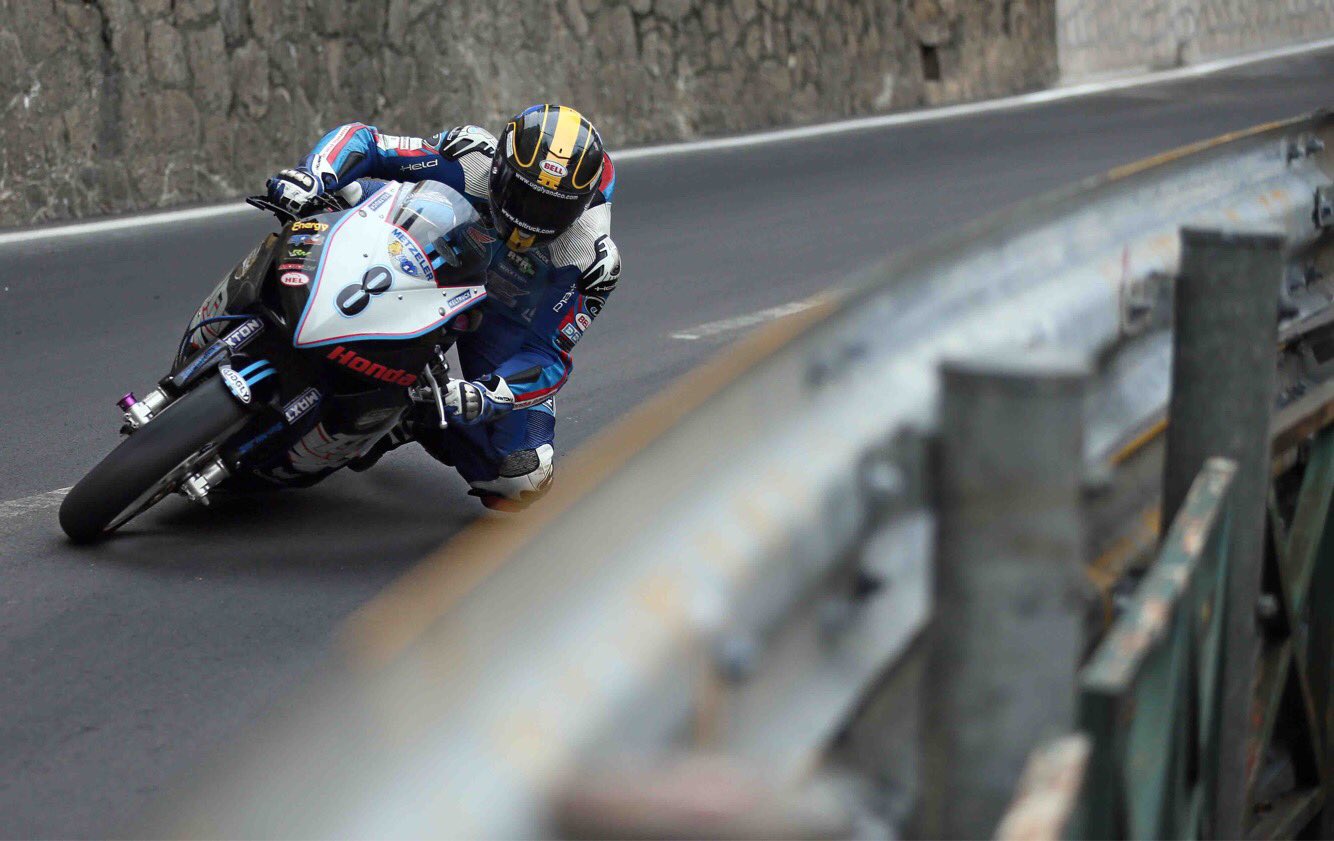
[59,377,251,543]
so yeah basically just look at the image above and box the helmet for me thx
[489,104,606,251]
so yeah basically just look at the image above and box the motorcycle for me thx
[59,180,492,543]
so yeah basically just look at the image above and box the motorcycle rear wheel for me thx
[59,376,250,543]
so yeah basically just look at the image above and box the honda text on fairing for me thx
[58,181,491,542]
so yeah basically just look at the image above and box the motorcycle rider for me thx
[261,104,620,511]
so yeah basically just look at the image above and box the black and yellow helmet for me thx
[488,104,606,251]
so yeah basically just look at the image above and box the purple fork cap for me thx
[116,392,137,410]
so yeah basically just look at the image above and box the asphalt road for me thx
[1,49,1331,837]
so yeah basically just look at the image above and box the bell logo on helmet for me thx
[540,160,568,179]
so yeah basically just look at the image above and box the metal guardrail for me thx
[143,112,1334,838]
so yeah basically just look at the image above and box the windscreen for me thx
[392,181,482,244]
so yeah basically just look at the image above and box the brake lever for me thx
[245,195,296,226]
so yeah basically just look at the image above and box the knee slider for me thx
[470,444,554,509]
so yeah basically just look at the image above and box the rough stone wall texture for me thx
[0,0,1058,227]
[1058,0,1334,79]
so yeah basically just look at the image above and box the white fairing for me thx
[293,183,487,348]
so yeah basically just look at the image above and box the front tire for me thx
[59,377,251,543]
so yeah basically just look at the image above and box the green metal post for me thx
[1161,226,1285,838]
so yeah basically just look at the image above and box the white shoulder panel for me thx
[548,203,612,269]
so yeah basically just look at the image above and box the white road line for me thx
[0,487,70,520]
[671,294,831,340]
[0,35,1330,250]
[0,203,254,247]
[610,35,1334,160]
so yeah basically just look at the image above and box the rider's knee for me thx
[469,444,554,512]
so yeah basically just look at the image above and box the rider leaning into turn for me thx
[264,104,621,511]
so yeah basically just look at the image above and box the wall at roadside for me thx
[0,0,1058,228]
[1057,0,1334,80]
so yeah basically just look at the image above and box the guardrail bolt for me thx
[1287,134,1325,163]
[715,634,760,683]
[1315,187,1333,229]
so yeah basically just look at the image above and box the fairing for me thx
[290,183,488,348]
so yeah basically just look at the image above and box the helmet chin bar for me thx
[506,228,537,251]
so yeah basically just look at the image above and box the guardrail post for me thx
[921,349,1090,838]
[1161,226,1285,838]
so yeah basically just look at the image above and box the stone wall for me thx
[1057,0,1334,79]
[0,0,1057,227]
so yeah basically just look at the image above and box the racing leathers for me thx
[295,122,620,509]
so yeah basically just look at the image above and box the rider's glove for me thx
[266,167,326,217]
[442,375,515,425]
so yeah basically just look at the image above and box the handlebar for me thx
[245,193,349,227]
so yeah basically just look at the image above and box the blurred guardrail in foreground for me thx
[143,111,1334,839]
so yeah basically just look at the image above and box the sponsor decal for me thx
[237,245,260,275]
[289,233,323,246]
[466,226,496,246]
[402,158,438,172]
[540,159,568,179]
[235,421,284,457]
[291,220,328,232]
[280,271,309,287]
[389,227,432,278]
[560,323,582,347]
[288,246,312,259]
[397,256,419,277]
[487,275,527,308]
[387,240,403,257]
[354,406,401,430]
[282,387,321,425]
[377,134,423,152]
[222,318,264,351]
[506,250,535,277]
[446,289,474,309]
[278,261,306,271]
[552,286,576,311]
[367,190,393,211]
[219,364,252,404]
[574,312,592,331]
[325,345,417,386]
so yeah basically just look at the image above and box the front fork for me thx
[116,317,273,504]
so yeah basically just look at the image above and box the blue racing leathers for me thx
[297,123,621,509]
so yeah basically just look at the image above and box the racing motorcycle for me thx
[58,180,492,543]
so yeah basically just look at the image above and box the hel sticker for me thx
[540,159,568,179]
[280,272,309,287]
[574,312,592,331]
[282,387,321,424]
[219,365,252,404]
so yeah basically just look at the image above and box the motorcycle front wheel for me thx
[59,376,250,543]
